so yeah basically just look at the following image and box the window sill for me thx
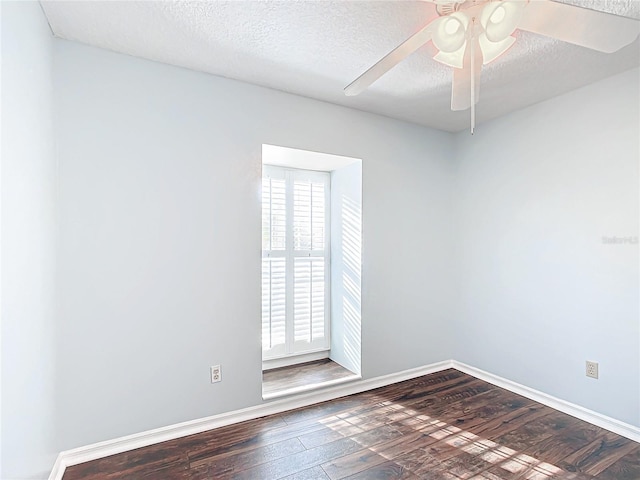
[262,349,330,371]
[262,373,361,401]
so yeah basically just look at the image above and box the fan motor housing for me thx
[436,0,490,17]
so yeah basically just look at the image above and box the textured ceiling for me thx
[41,0,640,132]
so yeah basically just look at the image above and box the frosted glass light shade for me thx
[432,13,469,53]
[481,1,525,43]
[479,34,516,64]
[434,45,466,68]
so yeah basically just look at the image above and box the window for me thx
[262,165,330,360]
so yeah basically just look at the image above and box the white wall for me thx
[453,68,640,427]
[53,39,455,451]
[1,2,58,479]
[330,162,362,375]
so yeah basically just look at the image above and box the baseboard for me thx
[452,360,640,443]
[48,360,453,480]
[47,456,65,480]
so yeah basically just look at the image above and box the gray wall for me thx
[53,39,455,452]
[1,2,58,478]
[330,162,363,375]
[453,68,640,427]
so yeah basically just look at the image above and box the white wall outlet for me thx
[586,361,598,379]
[211,365,221,383]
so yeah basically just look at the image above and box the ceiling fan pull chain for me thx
[470,17,476,135]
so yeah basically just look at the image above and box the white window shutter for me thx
[293,257,325,344]
[262,177,286,251]
[262,166,330,359]
[262,257,286,351]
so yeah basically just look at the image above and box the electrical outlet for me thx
[586,361,598,379]
[211,365,221,383]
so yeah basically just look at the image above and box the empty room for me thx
[1,1,638,479]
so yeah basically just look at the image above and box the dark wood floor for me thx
[263,359,360,397]
[63,369,639,480]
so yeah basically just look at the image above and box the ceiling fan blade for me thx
[451,39,482,111]
[518,0,640,53]
[344,22,435,96]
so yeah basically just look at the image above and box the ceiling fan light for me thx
[491,6,506,24]
[481,0,525,43]
[432,13,468,53]
[478,33,516,65]
[433,44,466,69]
[445,18,460,35]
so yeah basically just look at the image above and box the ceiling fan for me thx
[344,0,640,133]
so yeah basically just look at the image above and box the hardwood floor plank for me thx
[64,457,189,480]
[403,379,497,419]
[481,462,595,479]
[218,437,364,480]
[342,461,420,480]
[421,387,536,433]
[470,403,554,439]
[278,396,369,426]
[279,465,331,480]
[429,449,494,478]
[397,449,456,478]
[322,419,454,479]
[379,375,488,409]
[321,427,418,479]
[188,437,306,474]
[491,410,579,452]
[63,444,189,480]
[187,415,328,463]
[403,432,498,478]
[61,370,639,480]
[595,446,640,480]
[333,377,495,433]
[297,418,364,449]
[515,417,605,467]
[176,413,289,458]
[557,430,638,475]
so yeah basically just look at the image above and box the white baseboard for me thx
[47,456,65,480]
[452,361,640,443]
[48,359,640,480]
[48,360,452,480]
